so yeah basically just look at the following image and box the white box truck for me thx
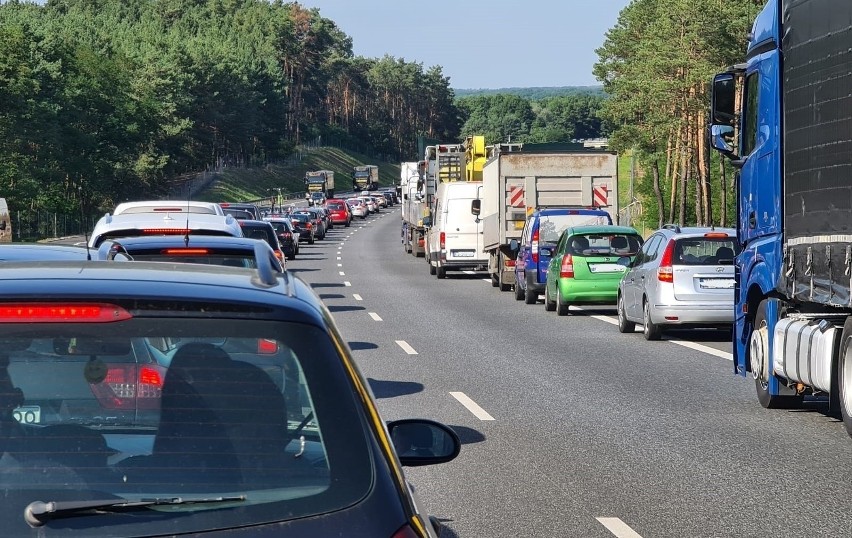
[475,148,619,290]
[400,161,426,256]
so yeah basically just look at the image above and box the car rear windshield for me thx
[674,237,739,265]
[570,233,642,256]
[538,214,611,243]
[127,251,258,268]
[0,318,372,536]
[327,203,345,210]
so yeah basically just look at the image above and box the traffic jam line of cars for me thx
[0,195,464,537]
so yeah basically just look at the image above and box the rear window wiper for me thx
[25,495,246,527]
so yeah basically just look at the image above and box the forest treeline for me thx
[594,0,764,228]
[0,0,461,213]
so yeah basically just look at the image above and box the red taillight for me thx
[704,232,729,238]
[391,524,420,538]
[0,303,132,323]
[306,222,313,229]
[142,228,191,235]
[90,364,165,410]
[560,253,575,278]
[531,228,540,264]
[162,248,209,255]
[439,231,446,250]
[505,258,516,268]
[274,250,283,260]
[257,339,278,354]
[657,240,675,282]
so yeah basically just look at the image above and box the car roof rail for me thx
[252,241,280,287]
[662,223,681,233]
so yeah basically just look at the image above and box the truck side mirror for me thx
[709,73,739,159]
[471,199,481,216]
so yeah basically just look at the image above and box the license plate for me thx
[13,405,41,424]
[700,278,734,289]
[452,251,474,257]
[589,263,626,273]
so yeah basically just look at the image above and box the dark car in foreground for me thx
[0,261,460,536]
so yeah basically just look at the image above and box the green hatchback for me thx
[543,225,643,315]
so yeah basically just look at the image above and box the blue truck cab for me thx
[513,208,612,304]
[710,0,852,420]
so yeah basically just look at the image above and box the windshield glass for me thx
[538,214,611,243]
[570,233,642,256]
[674,237,740,265]
[0,320,371,535]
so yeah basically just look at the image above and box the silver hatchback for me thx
[616,225,738,340]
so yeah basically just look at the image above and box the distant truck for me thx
[709,0,852,425]
[352,165,378,191]
[304,170,335,200]
[473,145,619,291]
[400,161,426,256]
[422,143,464,265]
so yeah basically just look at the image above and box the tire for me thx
[490,273,499,288]
[436,263,446,279]
[617,294,635,333]
[287,252,295,261]
[499,276,512,292]
[308,236,314,245]
[751,299,803,409]
[642,299,661,340]
[556,286,570,316]
[345,221,350,227]
[429,262,436,275]
[544,285,556,312]
[514,277,525,301]
[838,317,852,434]
[524,278,538,304]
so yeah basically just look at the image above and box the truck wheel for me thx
[836,317,852,435]
[642,299,662,340]
[436,263,446,279]
[514,276,525,301]
[750,299,803,409]
[617,294,635,333]
[556,287,571,316]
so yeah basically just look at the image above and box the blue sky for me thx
[297,0,633,89]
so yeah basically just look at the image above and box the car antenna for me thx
[78,180,92,261]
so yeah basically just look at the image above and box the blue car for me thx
[513,208,613,304]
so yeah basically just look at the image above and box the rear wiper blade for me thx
[25,495,246,527]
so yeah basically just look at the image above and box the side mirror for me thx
[710,125,736,156]
[471,199,481,216]
[509,239,519,252]
[709,72,740,159]
[388,419,461,467]
[540,246,554,258]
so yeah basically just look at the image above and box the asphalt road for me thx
[290,206,852,538]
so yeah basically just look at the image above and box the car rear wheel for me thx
[436,263,446,279]
[524,279,538,304]
[514,277,525,301]
[617,294,635,333]
[308,235,314,245]
[429,262,436,275]
[544,286,556,312]
[556,287,571,316]
[642,299,661,340]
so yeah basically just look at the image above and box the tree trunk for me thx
[652,158,664,229]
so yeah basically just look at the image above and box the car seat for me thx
[128,343,292,489]
[715,246,735,265]
[570,236,589,255]
[610,236,629,254]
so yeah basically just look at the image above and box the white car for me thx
[357,196,377,214]
[347,199,367,219]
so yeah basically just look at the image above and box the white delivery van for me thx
[427,181,487,279]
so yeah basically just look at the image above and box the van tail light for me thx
[440,231,446,250]
[657,240,675,283]
[531,229,540,264]
[560,254,575,278]
[89,364,166,410]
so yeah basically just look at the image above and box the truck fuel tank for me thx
[772,317,841,394]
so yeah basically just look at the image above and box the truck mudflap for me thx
[772,317,841,393]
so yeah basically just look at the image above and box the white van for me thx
[427,181,487,278]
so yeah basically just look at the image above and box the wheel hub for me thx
[750,324,769,382]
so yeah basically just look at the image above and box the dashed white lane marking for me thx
[591,314,618,326]
[339,271,345,276]
[596,517,643,538]
[343,281,351,287]
[337,256,341,260]
[395,340,418,355]
[353,294,362,301]
[368,312,382,321]
[450,392,495,421]
[482,278,492,283]
[669,339,733,361]
[337,263,343,267]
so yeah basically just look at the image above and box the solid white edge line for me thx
[353,294,362,301]
[669,339,733,361]
[368,312,382,321]
[449,392,495,421]
[596,517,643,538]
[395,340,418,355]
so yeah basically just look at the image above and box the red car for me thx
[324,199,352,227]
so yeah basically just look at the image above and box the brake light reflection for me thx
[90,364,165,410]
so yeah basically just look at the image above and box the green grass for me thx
[196,148,401,203]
